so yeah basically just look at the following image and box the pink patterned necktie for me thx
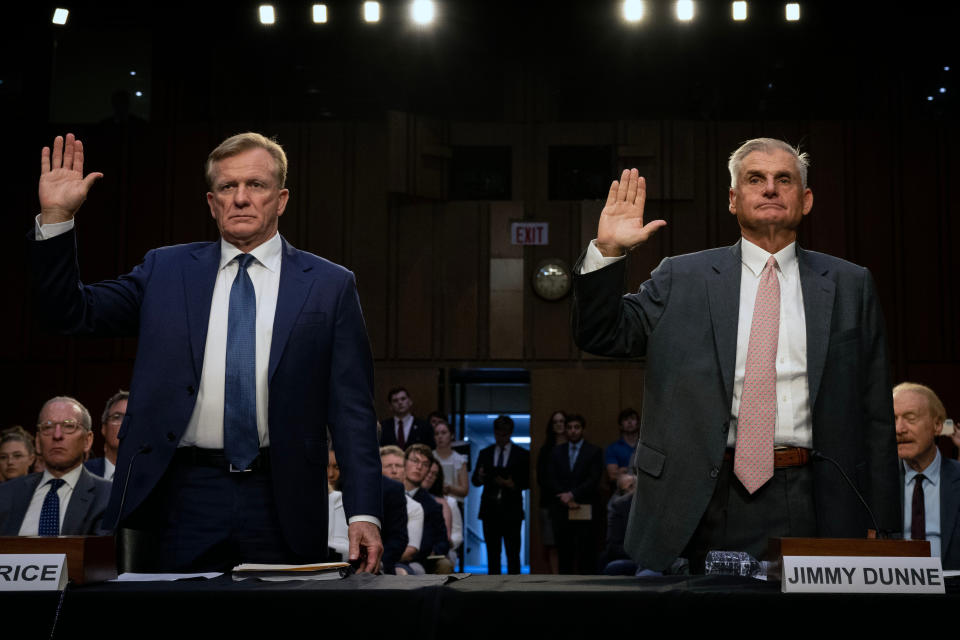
[735,255,780,494]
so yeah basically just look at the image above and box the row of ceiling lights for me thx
[50,2,805,27]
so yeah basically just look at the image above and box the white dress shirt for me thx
[327,490,350,559]
[18,465,84,536]
[580,237,813,448]
[495,442,512,467]
[102,458,116,481]
[405,495,424,552]
[181,233,281,448]
[393,415,414,443]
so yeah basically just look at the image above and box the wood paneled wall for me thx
[5,116,958,521]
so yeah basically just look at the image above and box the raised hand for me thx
[39,133,103,225]
[595,168,666,257]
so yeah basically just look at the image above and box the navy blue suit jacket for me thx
[30,229,383,560]
[410,487,449,561]
[84,457,107,478]
[0,468,112,535]
[381,476,409,573]
[941,458,960,570]
[379,417,436,450]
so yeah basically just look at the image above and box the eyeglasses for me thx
[407,457,431,469]
[36,420,85,436]
[106,412,125,423]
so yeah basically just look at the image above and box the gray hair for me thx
[101,389,129,425]
[38,396,92,432]
[728,138,810,190]
[206,132,288,190]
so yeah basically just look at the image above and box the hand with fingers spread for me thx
[39,133,103,225]
[595,168,666,257]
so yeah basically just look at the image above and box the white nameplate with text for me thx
[0,554,68,591]
[782,555,944,594]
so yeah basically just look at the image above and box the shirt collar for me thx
[904,448,942,486]
[740,237,797,278]
[219,232,282,273]
[41,463,84,491]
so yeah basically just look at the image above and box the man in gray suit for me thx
[572,138,900,572]
[894,382,960,569]
[0,396,111,535]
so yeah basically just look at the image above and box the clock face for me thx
[532,260,571,301]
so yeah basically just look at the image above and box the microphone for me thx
[810,449,888,539]
[115,443,154,573]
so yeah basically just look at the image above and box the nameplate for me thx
[0,554,68,591]
[781,555,944,594]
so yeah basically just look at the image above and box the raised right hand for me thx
[595,168,666,257]
[39,133,103,225]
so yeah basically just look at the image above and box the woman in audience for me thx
[423,460,463,566]
[537,410,566,574]
[432,419,468,502]
[0,426,36,482]
[327,448,341,492]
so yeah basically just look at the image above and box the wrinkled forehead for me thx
[738,149,802,180]
[40,401,82,423]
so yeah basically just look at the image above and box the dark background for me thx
[1,0,957,567]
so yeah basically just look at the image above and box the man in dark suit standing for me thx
[380,387,435,450]
[549,414,602,574]
[471,415,530,574]
[894,382,960,569]
[85,389,127,481]
[572,138,900,572]
[0,396,111,536]
[30,133,383,572]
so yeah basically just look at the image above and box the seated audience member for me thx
[1,427,37,482]
[380,387,435,450]
[0,396,111,535]
[381,445,421,574]
[328,448,341,492]
[600,473,637,575]
[423,460,464,564]
[403,444,453,574]
[432,418,468,502]
[895,382,960,569]
[605,408,639,484]
[85,389,127,480]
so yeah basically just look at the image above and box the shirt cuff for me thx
[348,515,382,529]
[35,214,75,240]
[579,239,627,274]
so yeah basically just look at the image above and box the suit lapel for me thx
[797,247,836,413]
[706,242,742,404]
[62,468,92,534]
[941,460,960,556]
[3,475,41,535]
[184,242,221,381]
[269,237,315,381]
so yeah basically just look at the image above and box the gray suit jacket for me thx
[572,240,901,571]
[0,467,112,535]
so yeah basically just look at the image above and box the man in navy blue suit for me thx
[30,133,383,572]
[85,389,127,481]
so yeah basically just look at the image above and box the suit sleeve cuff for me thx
[579,239,627,274]
[35,214,75,240]
[348,515,381,529]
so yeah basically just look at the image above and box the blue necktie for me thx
[38,478,66,536]
[224,253,259,470]
[569,443,579,470]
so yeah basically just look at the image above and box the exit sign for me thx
[511,222,549,245]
